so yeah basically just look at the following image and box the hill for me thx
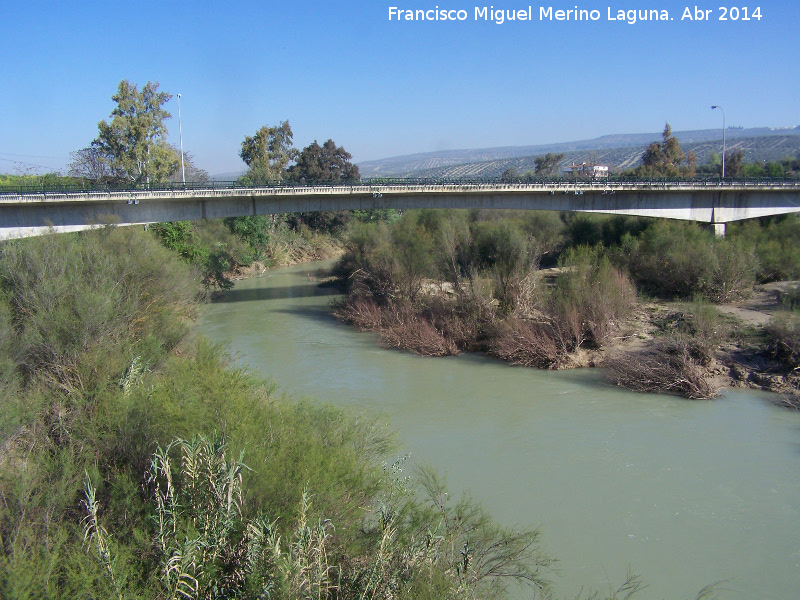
[358,127,800,178]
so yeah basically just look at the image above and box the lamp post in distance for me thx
[177,93,186,186]
[711,105,726,178]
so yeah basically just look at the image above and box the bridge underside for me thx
[2,188,799,239]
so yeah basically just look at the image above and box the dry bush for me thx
[490,318,572,369]
[420,294,489,351]
[379,303,458,357]
[605,339,718,399]
[425,308,475,351]
[551,249,637,349]
[331,296,384,331]
[547,299,588,352]
[584,266,638,346]
[488,258,636,369]
[345,263,396,300]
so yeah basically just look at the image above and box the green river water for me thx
[199,261,800,600]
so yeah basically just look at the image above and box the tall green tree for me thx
[239,121,298,184]
[286,139,360,183]
[92,80,179,185]
[635,123,696,178]
[284,138,361,233]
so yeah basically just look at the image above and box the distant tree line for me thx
[64,80,361,189]
[630,122,798,179]
[238,121,360,185]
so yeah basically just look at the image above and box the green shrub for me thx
[0,302,19,403]
[672,297,730,364]
[390,213,436,304]
[561,213,650,251]
[780,284,800,310]
[224,215,273,253]
[286,210,352,234]
[729,215,800,282]
[765,311,800,370]
[519,210,564,262]
[699,238,757,303]
[0,226,199,396]
[613,220,757,301]
[553,247,637,348]
[151,219,260,290]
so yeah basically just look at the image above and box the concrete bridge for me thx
[2,179,800,239]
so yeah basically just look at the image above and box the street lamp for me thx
[711,105,725,178]
[177,93,186,185]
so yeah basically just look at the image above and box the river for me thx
[199,261,800,599]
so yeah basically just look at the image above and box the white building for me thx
[562,162,609,178]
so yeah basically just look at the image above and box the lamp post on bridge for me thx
[177,93,186,186]
[711,105,726,178]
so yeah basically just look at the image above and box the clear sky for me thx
[2,1,798,176]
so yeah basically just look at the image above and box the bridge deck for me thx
[1,180,799,239]
[2,179,800,205]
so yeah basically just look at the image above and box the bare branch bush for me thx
[605,339,718,399]
[379,302,459,357]
[331,295,384,331]
[489,318,572,369]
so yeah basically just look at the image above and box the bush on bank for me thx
[729,215,800,283]
[333,211,637,368]
[151,214,348,291]
[0,225,552,599]
[331,209,800,401]
[610,220,757,302]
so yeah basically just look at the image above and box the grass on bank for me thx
[0,225,558,600]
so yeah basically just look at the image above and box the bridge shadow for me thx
[212,284,341,303]
[272,305,348,329]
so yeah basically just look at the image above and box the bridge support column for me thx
[713,223,726,237]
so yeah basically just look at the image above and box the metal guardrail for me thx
[1,177,800,197]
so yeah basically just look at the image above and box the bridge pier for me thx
[713,222,726,237]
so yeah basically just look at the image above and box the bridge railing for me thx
[1,176,799,196]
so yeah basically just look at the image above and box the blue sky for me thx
[2,1,798,175]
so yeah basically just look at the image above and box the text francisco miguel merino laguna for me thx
[388,5,762,24]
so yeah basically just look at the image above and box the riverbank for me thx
[0,227,558,599]
[322,209,800,404]
[327,264,800,404]
[603,284,800,403]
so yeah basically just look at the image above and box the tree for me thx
[286,139,360,183]
[167,147,211,184]
[239,121,298,184]
[67,146,114,183]
[533,152,564,177]
[724,148,744,178]
[284,139,361,233]
[635,123,696,178]
[92,80,179,185]
[501,167,519,182]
